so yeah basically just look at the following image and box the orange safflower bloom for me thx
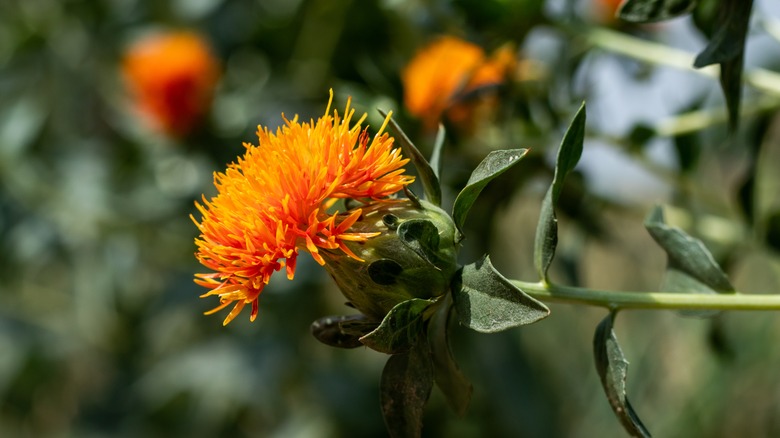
[402,36,516,129]
[122,30,219,137]
[192,92,415,325]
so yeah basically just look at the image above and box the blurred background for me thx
[2,0,780,436]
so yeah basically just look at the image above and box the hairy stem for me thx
[512,280,780,311]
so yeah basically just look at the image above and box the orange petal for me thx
[222,300,247,326]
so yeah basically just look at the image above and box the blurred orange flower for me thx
[402,36,517,129]
[192,92,414,325]
[594,0,624,24]
[122,30,219,137]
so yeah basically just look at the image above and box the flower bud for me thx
[321,199,459,320]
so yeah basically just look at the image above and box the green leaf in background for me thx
[430,124,446,179]
[360,298,432,354]
[428,294,472,416]
[310,314,379,348]
[692,0,754,130]
[593,312,652,438]
[618,0,696,23]
[451,149,528,233]
[533,103,586,282]
[379,109,442,206]
[0,97,47,158]
[644,205,735,293]
[380,339,434,438]
[453,255,550,333]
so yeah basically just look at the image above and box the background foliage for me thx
[2,0,780,436]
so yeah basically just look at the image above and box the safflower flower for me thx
[192,92,417,325]
[122,30,219,137]
[402,36,516,130]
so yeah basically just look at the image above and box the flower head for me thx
[402,36,516,129]
[193,92,415,325]
[122,30,219,137]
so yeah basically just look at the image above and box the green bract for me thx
[320,199,459,321]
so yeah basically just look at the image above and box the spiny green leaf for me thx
[533,103,586,281]
[692,0,754,130]
[310,314,379,349]
[360,298,432,354]
[453,255,549,333]
[593,312,652,438]
[618,0,696,23]
[428,294,472,416]
[379,109,442,206]
[645,205,735,293]
[380,339,434,438]
[452,149,528,233]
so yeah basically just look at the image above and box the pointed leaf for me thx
[379,109,442,206]
[618,0,696,23]
[360,299,432,354]
[380,339,434,438]
[453,255,549,333]
[534,188,557,282]
[646,205,734,317]
[593,312,652,438]
[428,294,472,416]
[533,103,586,281]
[310,314,379,349]
[452,149,528,232]
[716,52,744,132]
[550,103,586,203]
[693,0,753,130]
[430,124,445,179]
[692,0,750,67]
[644,205,735,293]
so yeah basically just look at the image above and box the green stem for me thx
[512,280,780,311]
[587,28,780,97]
[654,96,780,137]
